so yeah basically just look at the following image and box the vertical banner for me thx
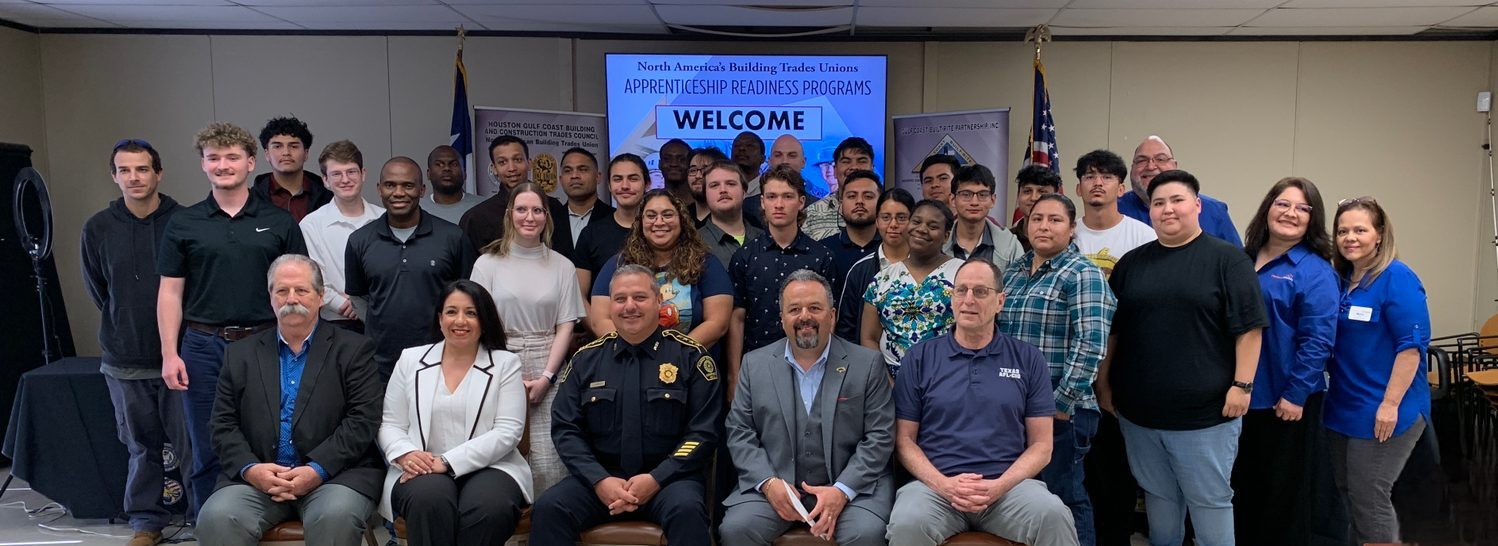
[473,106,607,198]
[892,108,1010,219]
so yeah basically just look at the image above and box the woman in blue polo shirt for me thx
[1232,177,1342,546]
[1326,196,1431,545]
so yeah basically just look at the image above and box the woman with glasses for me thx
[861,199,962,378]
[1326,196,1431,545]
[996,193,1116,546]
[588,188,733,349]
[836,187,916,342]
[469,183,586,495]
[1232,178,1342,545]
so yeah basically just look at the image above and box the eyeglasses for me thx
[1271,199,1313,215]
[1338,196,1377,207]
[877,213,910,224]
[1131,155,1174,167]
[114,138,154,151]
[955,190,994,201]
[954,286,999,299]
[688,166,706,175]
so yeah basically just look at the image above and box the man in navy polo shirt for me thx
[886,259,1078,546]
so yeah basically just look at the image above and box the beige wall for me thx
[11,31,1493,355]
[0,26,47,174]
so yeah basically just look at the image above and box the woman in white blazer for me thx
[379,280,532,546]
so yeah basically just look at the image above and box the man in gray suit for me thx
[722,269,895,546]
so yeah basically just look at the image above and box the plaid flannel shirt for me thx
[997,244,1116,414]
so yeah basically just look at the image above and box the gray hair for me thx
[779,269,833,305]
[266,254,325,295]
[611,263,660,295]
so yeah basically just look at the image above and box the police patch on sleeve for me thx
[696,355,718,382]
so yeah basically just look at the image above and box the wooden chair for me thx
[941,532,1026,546]
[772,527,834,546]
[258,520,381,546]
[578,521,666,546]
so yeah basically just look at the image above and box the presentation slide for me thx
[606,54,887,198]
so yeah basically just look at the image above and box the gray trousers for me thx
[1329,416,1425,544]
[197,483,374,546]
[886,479,1079,546]
[103,374,192,531]
[720,499,888,546]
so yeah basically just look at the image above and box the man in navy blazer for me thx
[196,254,384,546]
[722,269,895,546]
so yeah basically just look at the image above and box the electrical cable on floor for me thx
[2,498,197,541]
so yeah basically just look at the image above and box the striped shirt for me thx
[997,244,1116,414]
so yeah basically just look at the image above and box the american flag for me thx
[1025,57,1059,172]
[449,44,473,187]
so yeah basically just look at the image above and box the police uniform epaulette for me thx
[571,332,616,359]
[661,329,706,352]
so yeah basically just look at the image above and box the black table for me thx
[2,357,130,519]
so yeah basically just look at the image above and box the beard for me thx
[793,319,820,349]
[845,214,875,229]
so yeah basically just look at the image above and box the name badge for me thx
[589,381,607,388]
[1348,306,1373,322]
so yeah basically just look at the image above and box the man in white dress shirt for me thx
[298,140,383,333]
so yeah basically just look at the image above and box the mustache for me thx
[793,319,820,349]
[277,303,311,318]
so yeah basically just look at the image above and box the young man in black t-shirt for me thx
[575,153,648,332]
[1098,169,1266,546]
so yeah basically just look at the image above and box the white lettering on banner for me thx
[657,106,823,140]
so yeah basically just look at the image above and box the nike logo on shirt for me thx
[255,227,270,232]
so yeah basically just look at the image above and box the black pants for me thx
[1232,393,1348,546]
[529,475,709,546]
[1085,410,1140,546]
[391,468,526,546]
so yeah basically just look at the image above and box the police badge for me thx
[659,363,678,384]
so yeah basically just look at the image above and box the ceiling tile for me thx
[1050,7,1266,27]
[1065,0,1281,7]
[655,4,852,26]
[240,0,437,5]
[447,0,645,4]
[1283,0,1483,7]
[0,2,114,25]
[254,5,469,29]
[1248,6,1474,26]
[855,0,1065,6]
[1436,5,1498,25]
[1227,25,1429,34]
[854,7,1055,27]
[34,0,232,5]
[647,0,850,5]
[42,4,301,28]
[453,3,661,26]
[1049,25,1232,35]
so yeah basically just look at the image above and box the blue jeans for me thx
[180,328,227,517]
[104,374,192,530]
[1041,409,1098,546]
[1116,415,1241,546]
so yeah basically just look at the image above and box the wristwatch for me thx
[1231,380,1254,393]
[439,455,456,478]
[543,371,557,384]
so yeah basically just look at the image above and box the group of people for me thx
[78,114,1432,546]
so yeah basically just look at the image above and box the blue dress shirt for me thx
[1326,260,1431,439]
[240,325,329,481]
[1253,244,1338,409]
[1118,191,1243,247]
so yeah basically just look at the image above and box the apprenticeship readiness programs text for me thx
[622,60,875,96]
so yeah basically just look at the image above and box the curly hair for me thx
[194,122,258,158]
[618,189,710,286]
[258,116,312,149]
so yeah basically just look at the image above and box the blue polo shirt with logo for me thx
[893,329,1054,479]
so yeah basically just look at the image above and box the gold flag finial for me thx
[457,25,467,53]
[1025,25,1051,62]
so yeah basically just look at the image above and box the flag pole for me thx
[1025,25,1050,63]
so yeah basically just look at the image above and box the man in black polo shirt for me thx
[251,116,329,222]
[458,135,574,258]
[345,156,476,376]
[818,169,882,297]
[574,153,648,302]
[157,122,307,520]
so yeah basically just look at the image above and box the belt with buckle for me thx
[185,321,273,342]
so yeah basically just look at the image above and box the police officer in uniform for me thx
[530,263,723,546]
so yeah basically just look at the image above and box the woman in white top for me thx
[379,280,531,546]
[469,182,585,495]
